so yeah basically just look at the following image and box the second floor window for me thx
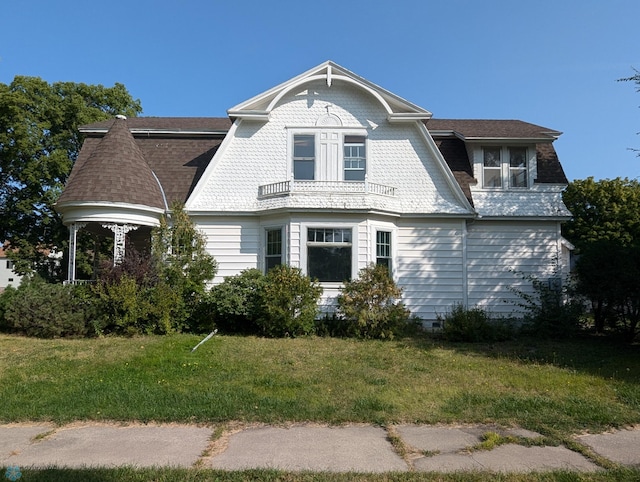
[343,135,366,181]
[293,135,315,180]
[483,147,502,188]
[509,147,528,188]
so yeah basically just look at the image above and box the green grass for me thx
[1,333,639,439]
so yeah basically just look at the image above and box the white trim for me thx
[57,201,164,226]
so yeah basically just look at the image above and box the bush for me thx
[511,272,585,339]
[0,285,19,332]
[336,264,411,340]
[256,265,322,337]
[3,278,90,338]
[439,303,513,342]
[197,269,266,334]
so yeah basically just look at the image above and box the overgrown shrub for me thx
[511,271,585,339]
[196,268,266,334]
[0,285,19,332]
[336,264,411,340]
[3,278,90,338]
[439,303,513,342]
[256,265,322,337]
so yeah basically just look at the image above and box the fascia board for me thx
[79,127,228,137]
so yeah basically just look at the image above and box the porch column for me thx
[67,222,85,282]
[102,223,139,265]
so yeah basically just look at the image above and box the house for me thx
[0,245,23,293]
[56,61,572,323]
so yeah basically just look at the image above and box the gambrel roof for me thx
[60,116,567,214]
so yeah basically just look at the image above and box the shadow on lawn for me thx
[403,332,640,385]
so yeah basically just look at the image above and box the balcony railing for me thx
[258,179,396,198]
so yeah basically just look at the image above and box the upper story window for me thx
[483,147,502,188]
[509,147,528,188]
[291,132,367,182]
[343,135,366,181]
[293,135,315,180]
[482,146,530,189]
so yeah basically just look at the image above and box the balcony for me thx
[258,179,396,199]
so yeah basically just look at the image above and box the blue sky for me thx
[1,0,639,181]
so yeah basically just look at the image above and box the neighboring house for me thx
[56,61,572,323]
[0,246,23,293]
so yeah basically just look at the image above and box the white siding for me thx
[466,221,560,316]
[395,220,465,320]
[194,216,260,283]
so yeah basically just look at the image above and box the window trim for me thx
[301,224,357,284]
[289,129,368,182]
[343,135,366,181]
[480,146,531,190]
[264,227,284,273]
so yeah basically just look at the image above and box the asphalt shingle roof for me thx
[59,117,568,214]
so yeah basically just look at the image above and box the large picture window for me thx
[293,135,315,180]
[265,228,283,272]
[343,135,366,181]
[307,227,352,282]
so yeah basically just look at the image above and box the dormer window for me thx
[482,146,530,189]
[483,147,502,188]
[509,147,528,188]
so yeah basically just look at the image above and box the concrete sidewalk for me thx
[2,422,639,473]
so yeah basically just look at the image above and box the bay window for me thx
[307,227,352,282]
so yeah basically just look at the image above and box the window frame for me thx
[509,146,528,188]
[343,135,366,181]
[481,146,531,190]
[375,230,392,272]
[292,134,315,180]
[264,227,283,273]
[303,225,355,284]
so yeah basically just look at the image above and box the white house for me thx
[0,246,23,292]
[56,61,572,323]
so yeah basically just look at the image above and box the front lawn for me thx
[1,333,639,439]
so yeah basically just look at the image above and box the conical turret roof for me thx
[58,116,165,210]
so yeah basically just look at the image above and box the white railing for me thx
[258,179,396,198]
[63,279,96,286]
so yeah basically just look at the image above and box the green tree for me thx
[563,178,640,340]
[562,177,640,250]
[0,76,142,280]
[152,202,218,329]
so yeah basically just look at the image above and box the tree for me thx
[151,202,218,329]
[0,76,142,280]
[563,178,640,340]
[562,177,640,251]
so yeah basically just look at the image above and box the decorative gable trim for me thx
[227,60,432,122]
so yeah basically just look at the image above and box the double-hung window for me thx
[293,135,315,180]
[482,147,502,188]
[343,135,366,181]
[376,231,392,272]
[509,147,528,188]
[307,228,352,282]
[265,228,283,272]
